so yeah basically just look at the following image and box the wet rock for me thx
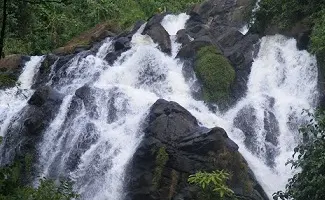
[296,31,311,50]
[145,13,169,30]
[75,85,99,119]
[233,106,258,152]
[176,36,213,59]
[32,54,57,89]
[0,85,64,180]
[179,0,260,106]
[176,29,191,46]
[264,111,279,146]
[126,99,268,200]
[114,37,131,51]
[28,85,63,107]
[104,52,119,65]
[143,23,171,55]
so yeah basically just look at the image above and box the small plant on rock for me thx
[188,170,234,199]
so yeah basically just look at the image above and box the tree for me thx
[0,0,8,58]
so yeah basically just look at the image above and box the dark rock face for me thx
[233,104,280,168]
[176,0,259,106]
[176,29,191,46]
[143,16,172,55]
[126,99,268,200]
[114,37,131,51]
[0,86,63,183]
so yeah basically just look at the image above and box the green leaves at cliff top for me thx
[3,0,201,55]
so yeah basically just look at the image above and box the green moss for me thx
[194,46,235,104]
[153,146,169,188]
[0,74,17,88]
[194,46,235,103]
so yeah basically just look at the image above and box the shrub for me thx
[188,170,234,199]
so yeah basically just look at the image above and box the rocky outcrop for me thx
[176,0,259,107]
[143,14,172,55]
[0,86,63,183]
[126,99,268,200]
[254,17,312,51]
[53,21,120,55]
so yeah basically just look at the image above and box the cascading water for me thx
[0,56,43,137]
[0,13,319,200]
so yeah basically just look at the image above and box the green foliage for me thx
[2,0,201,55]
[254,0,325,53]
[0,161,78,200]
[194,45,235,104]
[188,170,234,199]
[311,10,325,54]
[0,73,16,88]
[153,146,169,188]
[273,110,325,200]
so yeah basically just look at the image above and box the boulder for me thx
[176,29,191,46]
[180,0,260,107]
[143,18,172,55]
[176,36,214,59]
[114,37,131,51]
[126,99,269,200]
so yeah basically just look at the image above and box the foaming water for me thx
[0,13,319,200]
[0,56,43,136]
[223,35,318,196]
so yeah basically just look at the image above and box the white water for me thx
[239,0,261,35]
[0,13,319,200]
[0,56,43,136]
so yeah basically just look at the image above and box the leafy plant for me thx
[273,109,325,200]
[188,170,234,199]
[0,161,79,200]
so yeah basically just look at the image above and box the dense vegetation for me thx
[0,0,200,56]
[254,0,325,54]
[0,160,78,199]
[273,110,325,200]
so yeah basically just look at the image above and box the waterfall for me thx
[0,13,319,200]
[0,56,43,137]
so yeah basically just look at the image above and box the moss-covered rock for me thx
[194,46,235,105]
[126,99,268,200]
[153,146,169,188]
[53,21,120,55]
